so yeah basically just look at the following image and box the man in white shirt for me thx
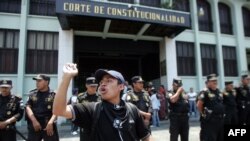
[187,87,197,117]
[150,87,160,127]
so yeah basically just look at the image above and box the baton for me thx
[8,126,29,141]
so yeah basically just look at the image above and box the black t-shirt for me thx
[72,100,149,141]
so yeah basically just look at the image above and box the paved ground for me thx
[17,116,200,141]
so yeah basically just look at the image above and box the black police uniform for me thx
[223,81,238,125]
[26,88,59,141]
[0,89,24,141]
[126,90,152,129]
[168,79,189,141]
[198,88,224,141]
[235,75,250,125]
[77,92,101,141]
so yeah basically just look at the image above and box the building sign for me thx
[56,0,191,27]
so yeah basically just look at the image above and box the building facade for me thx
[0,0,250,114]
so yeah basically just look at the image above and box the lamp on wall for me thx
[198,7,205,17]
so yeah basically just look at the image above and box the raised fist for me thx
[63,63,78,77]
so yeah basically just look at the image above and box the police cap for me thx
[131,76,144,83]
[207,74,217,81]
[147,81,153,88]
[241,74,250,80]
[225,81,233,85]
[86,77,98,86]
[0,79,12,88]
[33,74,50,81]
[173,78,182,86]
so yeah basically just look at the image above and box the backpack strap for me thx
[90,101,103,140]
[125,102,136,119]
[125,102,139,141]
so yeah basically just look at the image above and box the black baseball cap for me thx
[95,69,125,84]
[0,79,12,88]
[131,76,144,83]
[33,74,50,81]
[86,77,98,86]
[173,78,182,86]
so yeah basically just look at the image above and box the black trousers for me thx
[0,128,16,141]
[27,123,59,141]
[80,128,91,141]
[238,107,250,125]
[224,109,238,125]
[169,114,189,141]
[200,117,224,141]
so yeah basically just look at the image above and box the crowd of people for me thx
[0,63,250,141]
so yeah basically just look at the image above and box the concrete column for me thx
[190,0,203,90]
[210,0,225,88]
[160,40,167,89]
[134,0,139,4]
[232,2,247,76]
[57,29,74,124]
[165,37,177,90]
[17,0,28,96]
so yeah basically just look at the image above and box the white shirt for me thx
[150,94,160,110]
[187,92,197,101]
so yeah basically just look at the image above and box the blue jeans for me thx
[152,109,160,127]
[189,100,197,116]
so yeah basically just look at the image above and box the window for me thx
[140,0,161,8]
[200,44,217,76]
[29,0,56,16]
[108,0,134,4]
[176,42,196,76]
[198,0,213,32]
[0,0,21,13]
[219,3,233,34]
[242,7,250,37]
[173,0,190,12]
[223,46,238,76]
[0,29,19,73]
[26,31,58,74]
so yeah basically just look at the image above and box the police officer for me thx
[168,78,189,141]
[26,74,59,141]
[126,76,152,128]
[235,74,250,125]
[0,79,24,141]
[146,81,153,96]
[223,81,238,125]
[197,74,224,141]
[77,77,100,141]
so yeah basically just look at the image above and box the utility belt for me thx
[28,116,54,126]
[80,128,90,134]
[0,124,15,131]
[239,101,250,109]
[170,112,188,117]
[210,114,224,119]
[202,107,224,120]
